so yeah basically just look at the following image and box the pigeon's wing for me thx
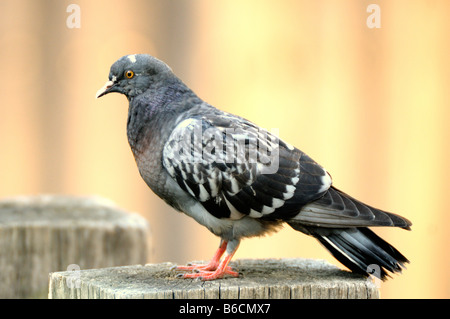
[162,111,332,220]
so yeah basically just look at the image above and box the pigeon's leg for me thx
[180,240,240,280]
[176,240,230,272]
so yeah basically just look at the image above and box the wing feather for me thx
[162,110,331,220]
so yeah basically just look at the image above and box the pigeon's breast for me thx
[129,125,167,194]
[126,102,166,196]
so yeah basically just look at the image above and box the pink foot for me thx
[174,240,240,281]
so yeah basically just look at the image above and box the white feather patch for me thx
[283,185,296,200]
[207,177,219,198]
[318,171,332,193]
[284,141,295,150]
[229,177,240,194]
[177,118,196,129]
[290,176,300,185]
[198,184,210,202]
[223,196,245,220]
[249,209,263,218]
[271,198,285,209]
[261,205,275,214]
[127,54,137,63]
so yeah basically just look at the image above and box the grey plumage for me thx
[96,54,412,280]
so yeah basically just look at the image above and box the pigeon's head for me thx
[96,54,173,100]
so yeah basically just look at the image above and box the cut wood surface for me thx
[49,258,379,299]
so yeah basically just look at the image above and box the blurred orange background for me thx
[0,0,448,298]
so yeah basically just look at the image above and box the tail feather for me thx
[289,224,409,280]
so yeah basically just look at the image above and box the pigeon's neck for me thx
[128,85,192,144]
[126,79,200,190]
[141,78,196,116]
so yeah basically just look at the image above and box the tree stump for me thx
[0,195,149,298]
[49,258,379,299]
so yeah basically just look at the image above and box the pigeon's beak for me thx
[96,80,116,99]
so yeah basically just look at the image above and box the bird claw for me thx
[175,267,239,281]
[175,262,218,272]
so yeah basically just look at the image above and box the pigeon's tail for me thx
[289,225,409,280]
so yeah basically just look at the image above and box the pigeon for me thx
[96,54,412,281]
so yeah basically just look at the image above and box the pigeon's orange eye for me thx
[125,70,134,79]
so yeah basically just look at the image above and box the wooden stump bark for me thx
[0,195,149,298]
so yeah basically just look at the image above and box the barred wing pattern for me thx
[162,113,331,221]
